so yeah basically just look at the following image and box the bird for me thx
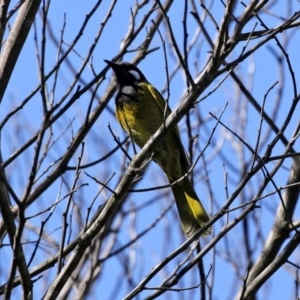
[104,60,211,237]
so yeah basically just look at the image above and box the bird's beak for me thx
[104,59,118,71]
[104,59,113,66]
[104,59,123,79]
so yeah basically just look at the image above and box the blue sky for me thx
[1,1,300,299]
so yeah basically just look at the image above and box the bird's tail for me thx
[171,177,211,237]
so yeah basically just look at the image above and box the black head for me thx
[104,60,148,87]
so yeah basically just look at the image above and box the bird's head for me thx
[104,60,148,87]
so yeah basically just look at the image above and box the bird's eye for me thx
[128,70,141,81]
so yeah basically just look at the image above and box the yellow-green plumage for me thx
[105,60,211,236]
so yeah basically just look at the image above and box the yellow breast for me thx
[115,82,185,181]
[116,85,163,148]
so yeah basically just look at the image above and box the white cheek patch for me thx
[128,70,141,81]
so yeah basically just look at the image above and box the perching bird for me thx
[105,60,211,236]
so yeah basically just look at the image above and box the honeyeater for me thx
[105,60,211,236]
